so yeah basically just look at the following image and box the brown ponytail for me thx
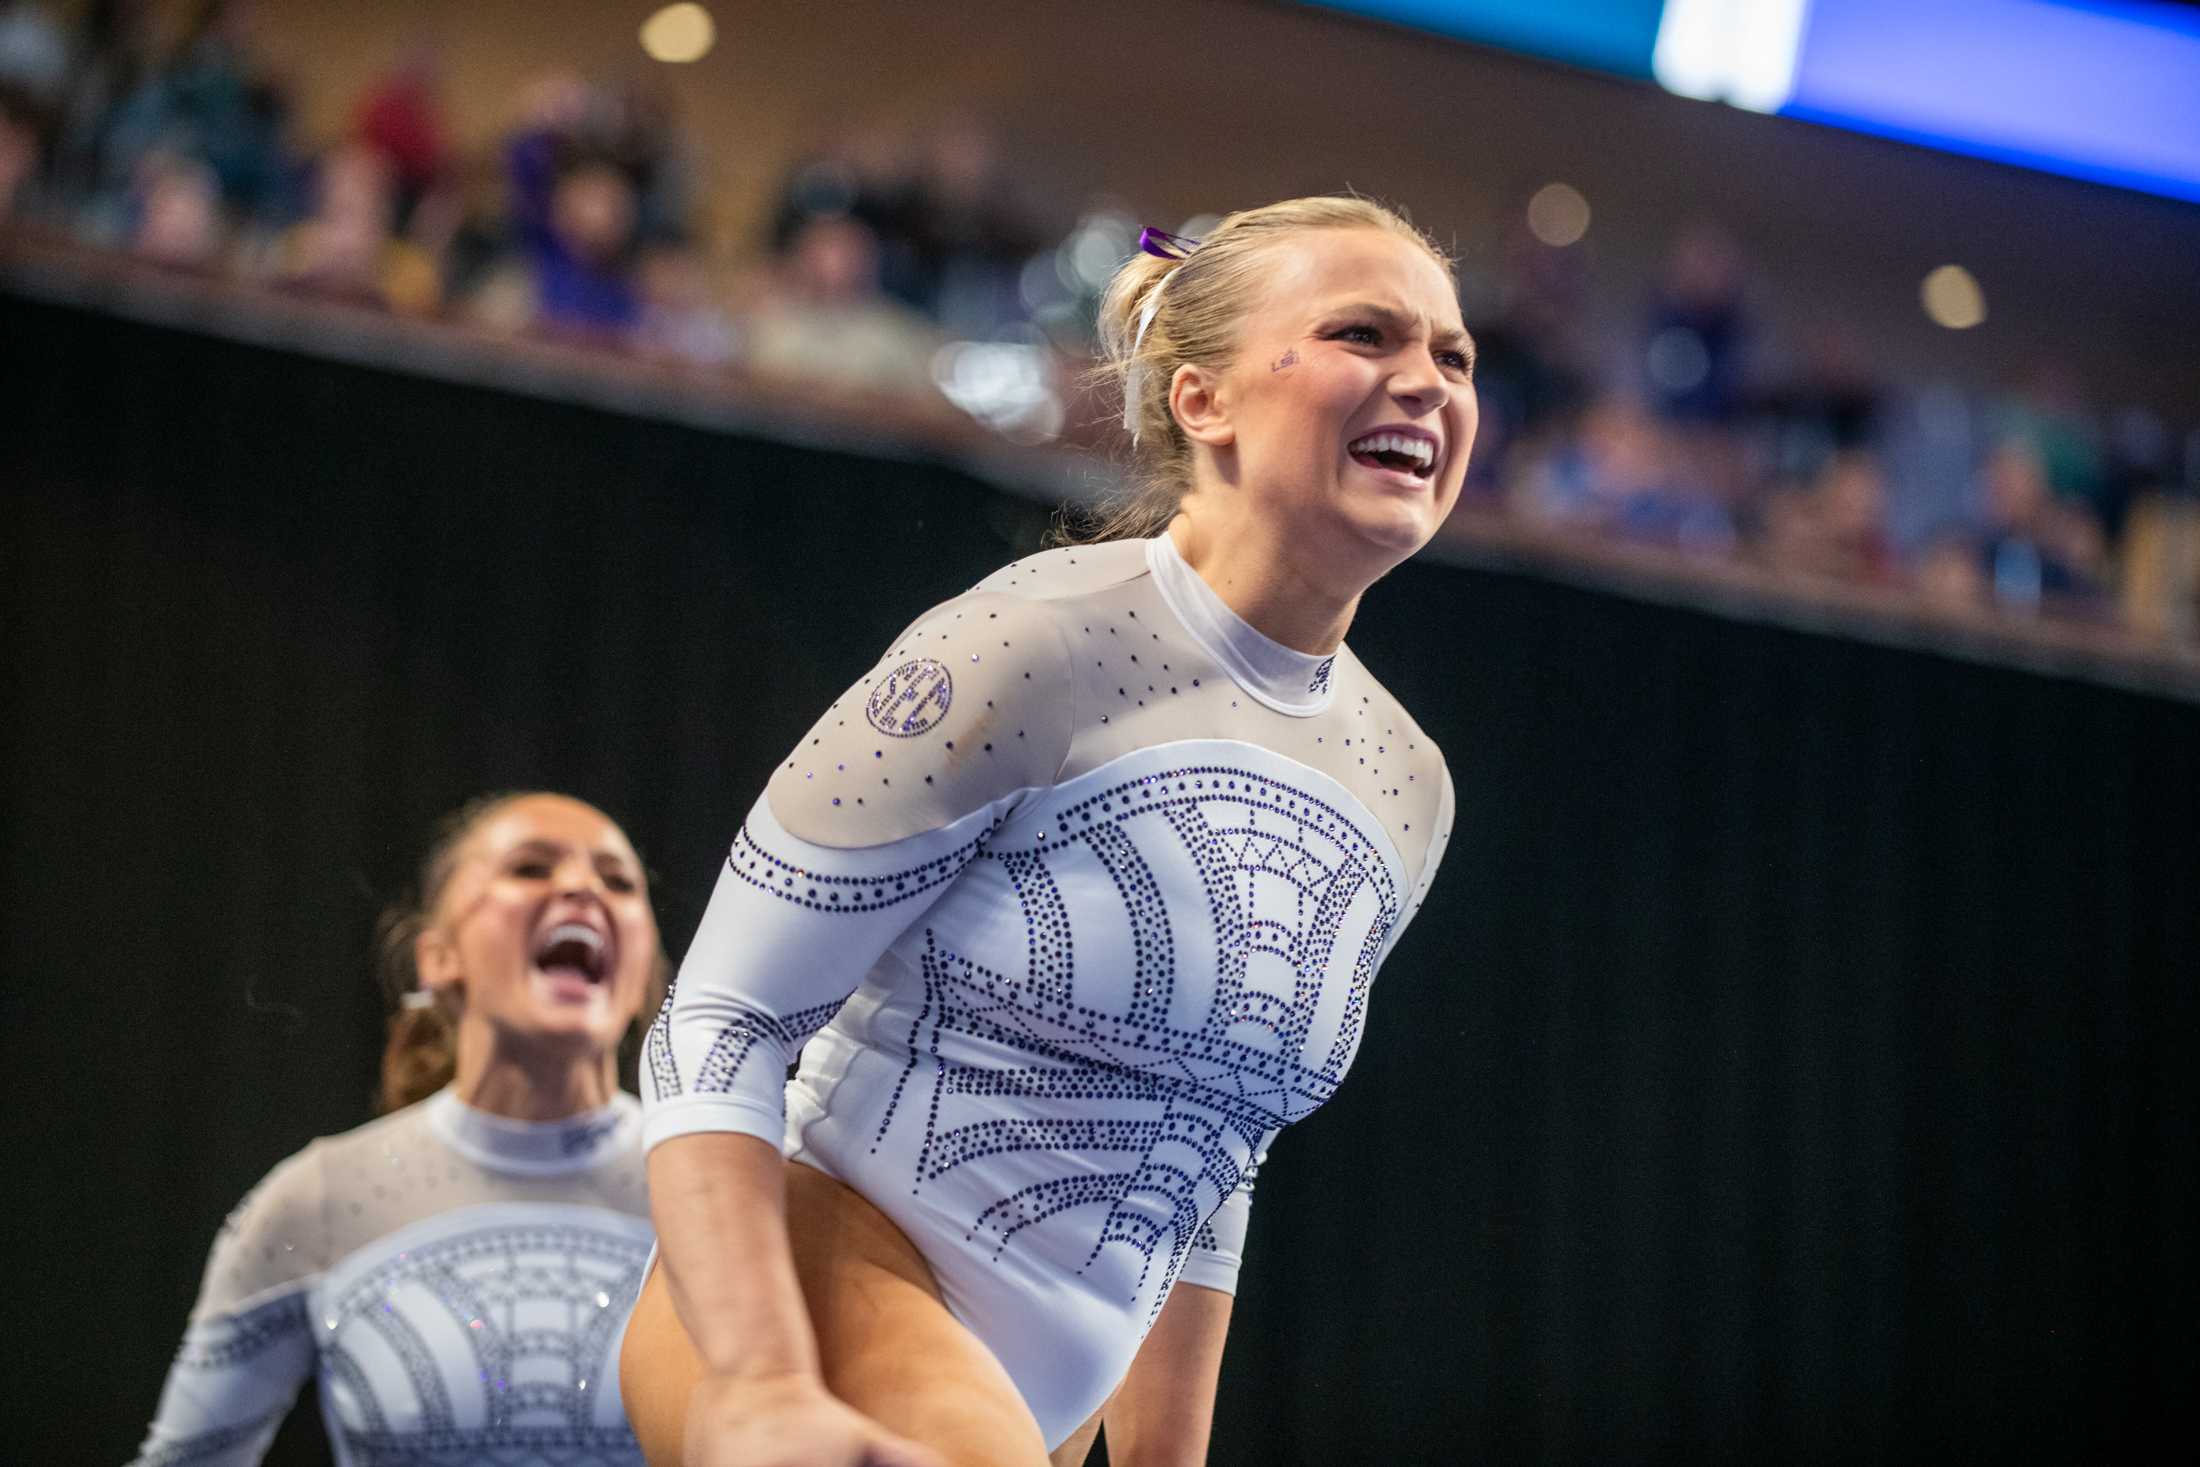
[374,792,530,1113]
[376,996,460,1116]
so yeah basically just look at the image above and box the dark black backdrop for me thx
[4,293,2193,1465]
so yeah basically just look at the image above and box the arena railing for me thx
[5,228,2194,706]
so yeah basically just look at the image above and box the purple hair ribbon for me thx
[1138,226,1203,260]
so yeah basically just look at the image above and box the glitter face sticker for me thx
[1270,348,1299,373]
[867,658,955,738]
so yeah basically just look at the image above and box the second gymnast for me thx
[624,194,1476,1467]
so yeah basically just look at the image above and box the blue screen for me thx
[1302,0,1668,78]
[1300,0,2200,205]
[1782,0,2200,204]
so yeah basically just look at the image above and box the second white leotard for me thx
[134,1090,652,1466]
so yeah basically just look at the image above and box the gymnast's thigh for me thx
[621,1258,706,1466]
[620,1162,1049,1467]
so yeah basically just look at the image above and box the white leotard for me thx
[132,1091,652,1466]
[643,534,1454,1447]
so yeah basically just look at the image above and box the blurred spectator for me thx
[1992,360,2110,529]
[499,73,697,339]
[0,2,66,110]
[2120,486,2200,638]
[129,149,223,268]
[742,211,939,395]
[0,0,65,202]
[634,241,736,366]
[47,0,152,214]
[1875,382,1979,552]
[407,153,506,302]
[506,132,638,335]
[1611,463,1739,556]
[770,132,925,308]
[540,156,639,326]
[353,40,447,225]
[1757,325,1882,483]
[770,119,1045,338]
[1915,530,1991,613]
[1,82,41,219]
[1513,395,1735,555]
[271,142,437,313]
[601,80,693,248]
[910,119,1046,336]
[1461,223,1591,497]
[1512,395,1667,529]
[1757,450,1899,586]
[102,0,296,225]
[1643,223,1750,424]
[1971,437,2107,612]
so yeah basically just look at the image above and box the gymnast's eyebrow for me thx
[499,839,639,881]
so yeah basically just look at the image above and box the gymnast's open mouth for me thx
[1346,425,1439,482]
[532,918,614,986]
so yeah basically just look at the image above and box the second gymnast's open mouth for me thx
[532,919,614,986]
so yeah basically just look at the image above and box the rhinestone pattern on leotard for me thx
[726,814,992,913]
[691,994,855,1098]
[170,1290,310,1371]
[318,1216,648,1461]
[756,758,1399,1315]
[134,1410,289,1467]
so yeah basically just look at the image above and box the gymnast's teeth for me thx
[1346,432,1436,470]
[535,922,608,979]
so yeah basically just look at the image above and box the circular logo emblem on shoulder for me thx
[866,658,954,738]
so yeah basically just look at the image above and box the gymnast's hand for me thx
[683,1372,948,1467]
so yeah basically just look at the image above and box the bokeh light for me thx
[1921,264,1986,329]
[1526,182,1590,247]
[640,4,716,64]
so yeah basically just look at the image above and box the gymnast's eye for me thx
[1330,323,1382,346]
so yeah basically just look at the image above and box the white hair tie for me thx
[1122,226,1202,442]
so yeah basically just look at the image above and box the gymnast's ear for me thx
[415,925,464,995]
[1169,363,1236,450]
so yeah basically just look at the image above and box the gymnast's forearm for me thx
[648,1131,821,1382]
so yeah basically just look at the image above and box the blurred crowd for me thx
[3,0,2195,640]
[1464,221,2197,636]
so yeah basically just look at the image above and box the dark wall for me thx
[4,294,2193,1466]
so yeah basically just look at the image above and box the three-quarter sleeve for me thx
[130,1148,329,1467]
[642,591,1076,1154]
[1175,1130,1274,1296]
